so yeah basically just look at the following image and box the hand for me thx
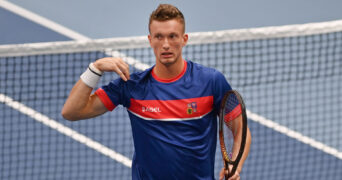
[219,167,240,180]
[93,57,130,81]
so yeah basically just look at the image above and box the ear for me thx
[148,34,152,45]
[182,33,188,46]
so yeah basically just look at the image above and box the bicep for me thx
[81,93,108,119]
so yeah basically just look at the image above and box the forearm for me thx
[61,58,130,121]
[236,127,251,173]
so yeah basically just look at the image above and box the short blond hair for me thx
[149,4,185,33]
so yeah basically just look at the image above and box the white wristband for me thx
[89,63,103,76]
[80,63,103,88]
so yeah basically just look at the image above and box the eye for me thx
[155,34,163,40]
[169,33,178,39]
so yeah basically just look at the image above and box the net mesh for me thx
[1,20,342,180]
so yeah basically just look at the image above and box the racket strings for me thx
[223,93,242,161]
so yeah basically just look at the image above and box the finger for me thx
[112,65,128,81]
[219,168,224,180]
[121,59,129,69]
[117,61,130,80]
[228,172,240,180]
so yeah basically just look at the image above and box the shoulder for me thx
[106,66,153,88]
[129,66,153,82]
[110,66,153,85]
[187,60,225,80]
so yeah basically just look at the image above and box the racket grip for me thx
[224,166,229,180]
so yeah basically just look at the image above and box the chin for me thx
[159,58,177,66]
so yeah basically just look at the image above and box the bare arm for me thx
[232,114,251,174]
[61,57,130,121]
[61,80,107,120]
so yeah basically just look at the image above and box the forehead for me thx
[149,19,184,34]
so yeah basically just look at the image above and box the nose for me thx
[162,38,170,50]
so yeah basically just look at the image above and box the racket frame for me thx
[219,90,248,179]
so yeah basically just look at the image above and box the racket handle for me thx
[224,163,229,180]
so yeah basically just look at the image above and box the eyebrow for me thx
[153,32,179,36]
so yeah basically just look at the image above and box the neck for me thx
[153,58,185,80]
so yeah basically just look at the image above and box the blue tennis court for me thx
[1,1,341,180]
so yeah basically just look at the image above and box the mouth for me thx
[161,52,173,58]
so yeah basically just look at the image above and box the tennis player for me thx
[62,4,251,180]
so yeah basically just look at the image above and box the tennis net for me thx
[1,19,342,180]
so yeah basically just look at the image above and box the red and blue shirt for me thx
[95,60,233,180]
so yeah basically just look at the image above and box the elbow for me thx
[61,108,79,121]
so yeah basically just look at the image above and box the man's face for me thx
[148,19,188,66]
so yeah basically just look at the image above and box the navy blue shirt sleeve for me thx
[213,70,232,113]
[95,78,130,111]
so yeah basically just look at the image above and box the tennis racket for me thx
[219,90,247,179]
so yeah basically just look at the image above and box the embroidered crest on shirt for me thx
[187,102,197,114]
